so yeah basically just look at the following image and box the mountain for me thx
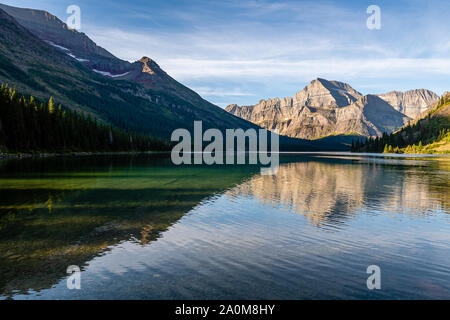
[0,3,128,71]
[0,3,231,109]
[0,5,359,152]
[226,79,410,139]
[0,85,169,153]
[356,93,450,154]
[292,78,362,108]
[0,5,260,140]
[376,89,439,119]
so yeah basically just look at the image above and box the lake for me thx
[0,153,449,299]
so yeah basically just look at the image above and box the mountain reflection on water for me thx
[227,155,450,227]
[0,153,449,299]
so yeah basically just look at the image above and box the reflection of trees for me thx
[1,155,448,298]
[0,156,259,297]
[364,157,450,216]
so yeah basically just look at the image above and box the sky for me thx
[2,0,450,107]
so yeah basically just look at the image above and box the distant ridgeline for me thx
[353,94,450,154]
[0,84,169,153]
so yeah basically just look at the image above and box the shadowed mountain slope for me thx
[0,5,362,151]
[0,6,259,139]
[355,93,450,154]
[376,89,439,119]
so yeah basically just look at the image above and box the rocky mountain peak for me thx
[139,56,151,63]
[376,89,439,119]
[225,104,241,113]
[0,3,116,61]
[293,78,362,108]
[138,56,162,75]
[225,79,431,139]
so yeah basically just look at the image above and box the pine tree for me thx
[48,97,55,114]
[0,84,169,153]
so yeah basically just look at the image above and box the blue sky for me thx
[2,0,450,107]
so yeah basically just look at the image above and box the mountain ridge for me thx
[293,78,362,108]
[226,79,438,139]
[355,93,450,154]
[0,5,359,152]
[376,89,439,119]
[0,3,217,107]
[0,4,120,60]
[0,6,258,139]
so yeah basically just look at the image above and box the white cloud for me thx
[163,58,450,81]
[81,0,450,105]
[192,87,255,97]
[86,20,450,81]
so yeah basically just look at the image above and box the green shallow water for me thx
[0,153,449,299]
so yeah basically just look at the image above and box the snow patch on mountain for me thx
[45,40,69,51]
[46,40,90,62]
[67,53,89,62]
[93,69,130,78]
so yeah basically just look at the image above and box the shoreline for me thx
[0,151,169,160]
[1,150,449,160]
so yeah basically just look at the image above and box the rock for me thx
[226,79,435,139]
[293,78,362,108]
[376,89,439,119]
